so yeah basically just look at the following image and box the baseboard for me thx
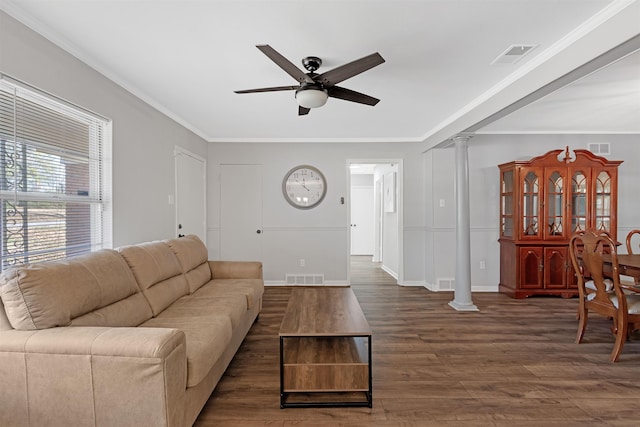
[422,282,498,293]
[265,280,499,292]
[472,285,499,292]
[265,280,349,287]
[265,281,287,286]
[381,264,398,279]
[424,282,436,291]
[398,280,426,287]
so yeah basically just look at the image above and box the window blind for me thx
[0,75,111,270]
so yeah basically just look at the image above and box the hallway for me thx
[350,255,397,286]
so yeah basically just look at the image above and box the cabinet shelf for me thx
[282,337,369,392]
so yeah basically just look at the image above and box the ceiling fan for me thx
[234,45,385,116]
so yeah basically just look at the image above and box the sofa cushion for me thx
[141,308,233,387]
[70,293,153,327]
[118,241,189,316]
[170,292,247,330]
[0,250,150,330]
[165,235,211,293]
[193,279,264,311]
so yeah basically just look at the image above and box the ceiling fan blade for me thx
[327,86,380,106]
[298,106,311,116]
[316,53,385,87]
[234,85,298,94]
[256,45,314,84]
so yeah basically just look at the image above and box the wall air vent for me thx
[588,143,610,155]
[491,44,538,65]
[285,274,325,285]
[436,277,455,291]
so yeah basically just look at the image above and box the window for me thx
[0,75,111,271]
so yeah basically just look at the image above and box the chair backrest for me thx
[569,229,624,308]
[626,229,640,255]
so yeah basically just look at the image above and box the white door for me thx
[220,164,263,261]
[175,148,206,242]
[351,186,375,255]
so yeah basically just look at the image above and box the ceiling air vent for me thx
[491,44,538,65]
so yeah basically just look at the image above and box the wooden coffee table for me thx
[279,286,372,408]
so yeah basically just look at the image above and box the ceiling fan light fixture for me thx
[235,45,385,115]
[295,85,328,109]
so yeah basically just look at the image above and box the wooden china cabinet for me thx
[498,147,622,298]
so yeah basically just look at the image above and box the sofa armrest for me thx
[209,260,263,279]
[0,327,187,427]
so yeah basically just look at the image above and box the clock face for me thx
[282,165,327,209]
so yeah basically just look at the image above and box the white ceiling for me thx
[2,0,639,147]
[480,45,640,134]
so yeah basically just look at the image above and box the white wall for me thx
[0,11,208,247]
[207,142,424,284]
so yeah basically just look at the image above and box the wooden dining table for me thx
[602,253,640,285]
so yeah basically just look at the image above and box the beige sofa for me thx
[0,235,263,427]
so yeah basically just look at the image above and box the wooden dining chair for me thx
[627,229,640,255]
[623,229,640,287]
[569,229,640,362]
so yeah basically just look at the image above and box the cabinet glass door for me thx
[595,171,612,233]
[522,170,539,237]
[571,171,587,233]
[501,170,514,237]
[546,170,564,237]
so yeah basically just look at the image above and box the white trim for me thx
[381,264,398,280]
[473,285,500,293]
[174,146,206,162]
[102,121,113,249]
[423,284,499,293]
[0,75,111,261]
[0,73,110,122]
[475,130,640,135]
[347,159,404,285]
[265,281,288,286]
[207,136,425,144]
[265,280,349,287]
[398,280,425,287]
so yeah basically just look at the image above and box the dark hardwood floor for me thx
[194,256,640,426]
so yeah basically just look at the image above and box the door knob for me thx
[256,229,262,234]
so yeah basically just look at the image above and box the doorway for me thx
[348,160,402,284]
[175,147,206,242]
[351,179,375,256]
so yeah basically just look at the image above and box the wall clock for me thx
[282,165,327,209]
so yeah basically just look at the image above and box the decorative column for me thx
[448,134,479,312]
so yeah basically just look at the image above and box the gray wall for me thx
[0,11,208,247]
[207,142,425,284]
